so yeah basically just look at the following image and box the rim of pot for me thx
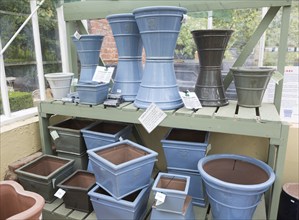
[230,67,275,73]
[71,34,104,39]
[191,29,234,34]
[106,13,134,19]
[198,154,275,192]
[45,72,74,77]
[133,6,187,14]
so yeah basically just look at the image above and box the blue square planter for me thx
[150,196,195,220]
[76,82,109,105]
[82,121,133,150]
[87,140,158,200]
[161,128,209,172]
[168,169,207,207]
[88,179,153,220]
[152,172,190,214]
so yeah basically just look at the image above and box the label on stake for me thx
[54,188,66,199]
[155,192,166,206]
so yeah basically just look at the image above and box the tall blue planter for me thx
[71,35,104,83]
[133,6,187,110]
[107,13,143,101]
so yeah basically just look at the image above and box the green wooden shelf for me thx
[38,1,293,219]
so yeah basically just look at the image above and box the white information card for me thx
[179,91,202,110]
[138,103,167,133]
[92,66,114,83]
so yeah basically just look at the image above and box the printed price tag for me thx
[54,188,66,199]
[92,66,114,83]
[179,91,202,110]
[116,89,122,93]
[50,130,59,141]
[119,136,123,141]
[74,31,81,40]
[181,14,188,23]
[272,71,284,84]
[155,192,166,206]
[138,103,167,133]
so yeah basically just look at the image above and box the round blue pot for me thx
[134,59,183,110]
[198,154,275,220]
[133,6,187,59]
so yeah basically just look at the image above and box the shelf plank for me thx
[121,103,139,112]
[259,103,281,123]
[85,212,97,220]
[43,199,63,212]
[53,203,73,217]
[174,107,195,117]
[236,106,258,121]
[214,101,237,119]
[68,210,90,220]
[194,107,217,118]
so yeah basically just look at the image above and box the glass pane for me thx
[0,0,62,113]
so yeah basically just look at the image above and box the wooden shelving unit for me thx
[39,1,292,219]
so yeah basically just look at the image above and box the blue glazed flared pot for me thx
[71,35,104,83]
[107,13,143,58]
[107,13,143,101]
[111,59,143,101]
[198,154,275,220]
[134,60,183,110]
[133,6,187,59]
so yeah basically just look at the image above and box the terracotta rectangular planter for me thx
[57,170,95,212]
[15,155,74,203]
[87,140,158,200]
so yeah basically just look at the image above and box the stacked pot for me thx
[191,30,233,107]
[87,140,158,220]
[132,6,187,110]
[72,34,109,105]
[161,128,210,207]
[150,172,195,219]
[106,13,143,101]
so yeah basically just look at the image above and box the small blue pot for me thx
[198,154,275,220]
[133,6,187,59]
[76,82,109,105]
[134,59,183,110]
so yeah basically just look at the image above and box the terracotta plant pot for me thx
[0,180,45,220]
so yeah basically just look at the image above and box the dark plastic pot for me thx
[15,155,74,203]
[231,67,275,107]
[277,183,299,220]
[198,154,275,220]
[57,170,95,213]
[192,29,233,107]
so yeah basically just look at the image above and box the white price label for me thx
[74,31,81,40]
[92,66,114,83]
[179,91,202,110]
[155,192,166,206]
[272,71,284,84]
[54,188,66,199]
[50,130,59,141]
[119,136,123,141]
[138,103,167,133]
[181,14,188,23]
[116,89,122,93]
